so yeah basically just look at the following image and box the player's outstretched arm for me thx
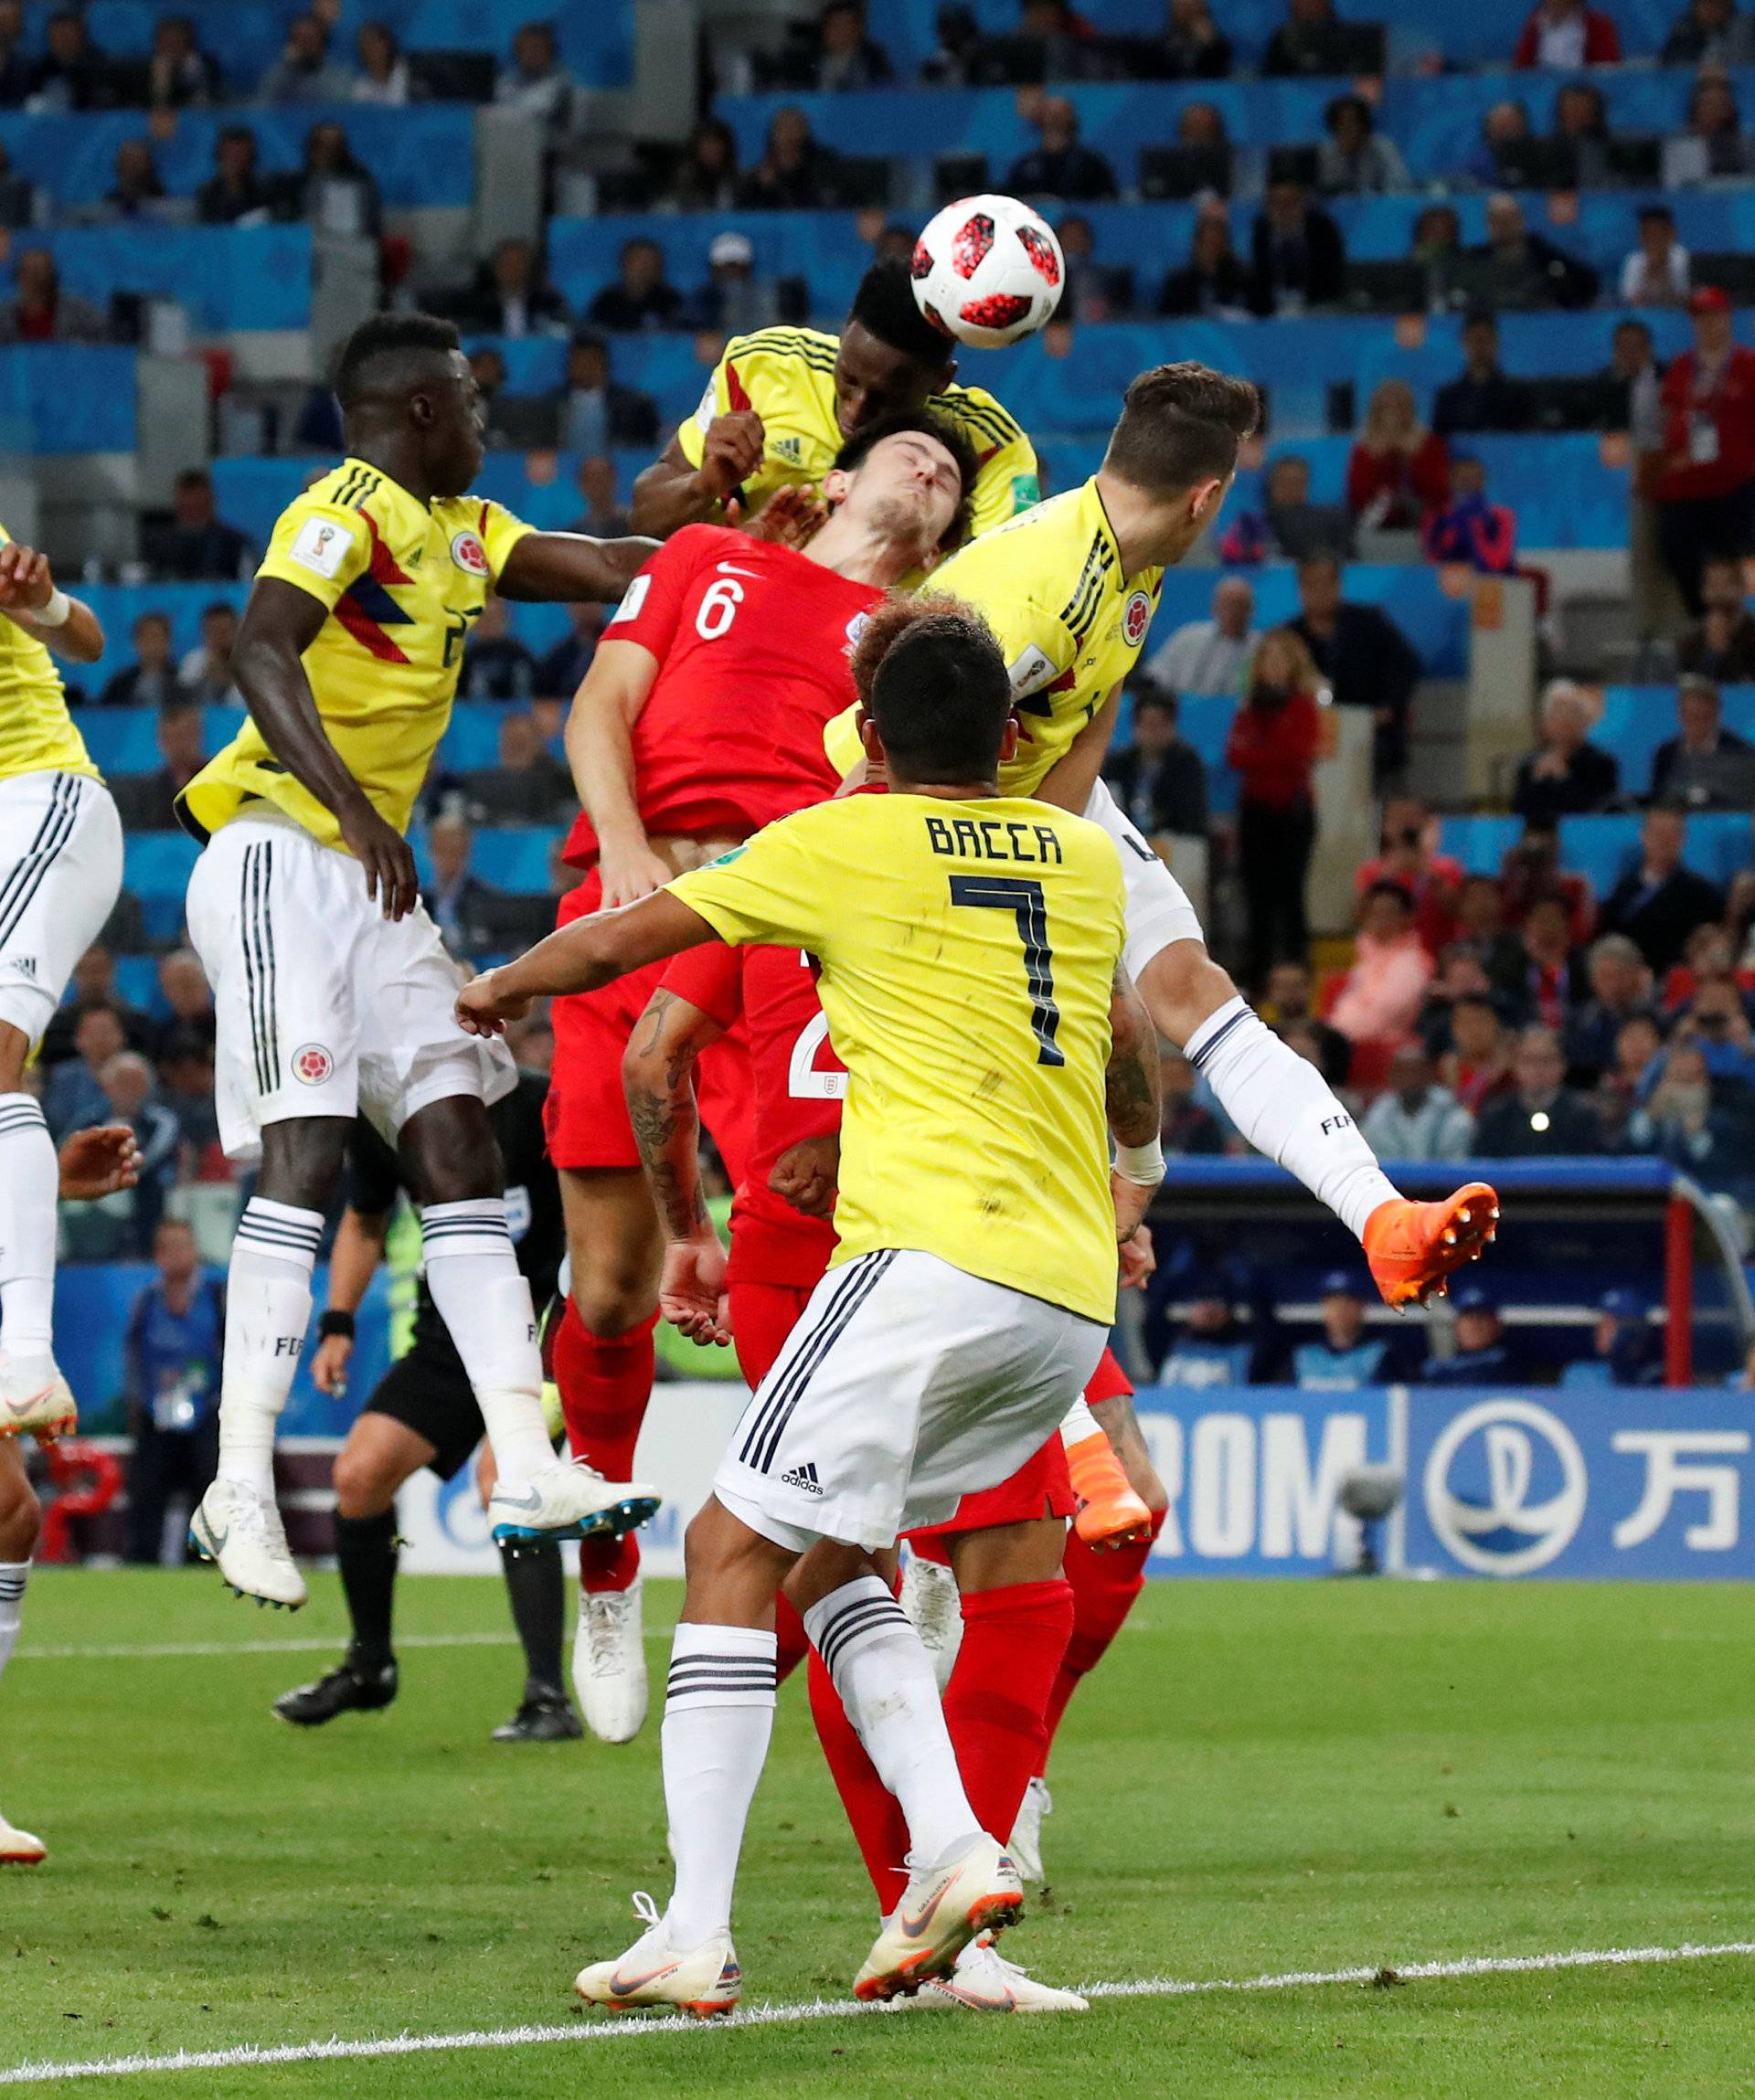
[562,639,671,907]
[0,541,104,663]
[456,890,718,1035]
[623,988,731,1346]
[1034,686,1121,815]
[233,578,420,921]
[494,530,657,603]
[631,416,765,538]
[1107,963,1164,1246]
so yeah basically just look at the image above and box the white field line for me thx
[13,1632,524,1661]
[3,1939,1751,2086]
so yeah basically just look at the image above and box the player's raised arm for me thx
[622,987,731,1346]
[0,540,104,663]
[493,529,657,603]
[457,889,718,1035]
[231,578,420,922]
[1106,962,1164,1245]
[631,416,766,538]
[562,638,669,906]
[1034,686,1122,815]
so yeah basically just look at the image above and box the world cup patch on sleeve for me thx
[609,574,651,626]
[287,515,354,579]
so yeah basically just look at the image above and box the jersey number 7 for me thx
[949,874,1063,1067]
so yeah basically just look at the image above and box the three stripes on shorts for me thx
[0,771,84,957]
[737,1249,896,1477]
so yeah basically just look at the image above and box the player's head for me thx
[850,593,1017,789]
[1101,362,1260,565]
[835,260,959,437]
[824,412,977,570]
[331,311,483,497]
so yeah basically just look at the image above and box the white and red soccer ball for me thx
[910,194,1064,350]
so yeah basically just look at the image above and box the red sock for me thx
[943,1579,1074,1846]
[552,1299,655,1594]
[1041,1510,1165,1758]
[808,1645,910,1914]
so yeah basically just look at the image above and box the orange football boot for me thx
[1066,1426,1154,1548]
[1363,1183,1500,1310]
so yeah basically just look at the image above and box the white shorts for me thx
[714,1248,1106,1553]
[0,769,122,1047]
[1081,778,1205,980]
[185,811,516,1164]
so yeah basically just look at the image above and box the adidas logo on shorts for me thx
[780,1460,823,1497]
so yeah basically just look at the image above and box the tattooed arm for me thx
[1107,962,1164,1246]
[621,985,733,1345]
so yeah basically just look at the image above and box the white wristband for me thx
[32,588,70,629]
[1113,1138,1165,1187]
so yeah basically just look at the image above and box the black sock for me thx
[335,1511,399,1670]
[498,1537,564,1696]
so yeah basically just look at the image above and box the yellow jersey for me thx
[669,791,1126,1325]
[675,326,1039,541]
[0,522,95,786]
[177,460,534,849]
[824,478,1162,798]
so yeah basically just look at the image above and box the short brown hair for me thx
[847,592,1011,784]
[1103,362,1260,497]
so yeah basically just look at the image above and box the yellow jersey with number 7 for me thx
[824,478,1162,798]
[668,790,1127,1325]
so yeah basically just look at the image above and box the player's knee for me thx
[258,1116,351,1213]
[331,1439,397,1519]
[0,1470,41,1560]
[1138,941,1239,1051]
[0,1019,29,1095]
[569,1265,658,1339]
[399,1098,503,1208]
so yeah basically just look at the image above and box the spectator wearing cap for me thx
[1361,1045,1476,1161]
[1513,0,1622,65]
[1292,1273,1405,1390]
[1560,1289,1664,1387]
[1601,806,1725,972]
[1512,681,1621,821]
[1432,313,1535,438]
[554,334,659,453]
[1473,1025,1603,1154]
[1621,206,1692,308]
[587,238,684,334]
[1650,673,1755,805]
[1646,286,1755,614]
[1677,557,1755,680]
[1420,1283,1524,1384]
[1153,1265,1276,1387]
[1564,933,1659,1082]
[684,231,779,335]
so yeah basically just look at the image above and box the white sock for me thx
[217,1199,320,1496]
[804,1575,982,1866]
[0,1559,26,1683]
[1060,1395,1101,1445]
[0,1096,56,1363]
[661,1622,777,1946]
[1185,997,1401,1241]
[420,1199,553,1490]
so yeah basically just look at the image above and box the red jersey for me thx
[660,940,843,1289]
[563,525,879,869]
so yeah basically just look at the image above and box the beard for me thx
[864,492,937,567]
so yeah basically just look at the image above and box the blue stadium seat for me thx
[1595,686,1755,798]
[122,831,199,940]
[469,827,562,891]
[37,223,313,334]
[109,954,164,1017]
[1556,814,1642,897]
[1154,562,1471,678]
[76,712,162,775]
[76,584,250,686]
[1439,815,1523,875]
[438,704,508,770]
[0,345,135,454]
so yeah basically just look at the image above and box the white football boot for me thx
[489,1457,660,1545]
[899,1550,963,1692]
[0,1354,75,1440]
[189,1478,307,1609]
[853,1832,1024,2002]
[572,1575,648,1744]
[575,1891,741,2019]
[1007,1775,1052,1883]
[898,1934,1088,2012]
[0,1807,46,1866]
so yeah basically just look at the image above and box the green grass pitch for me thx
[4,1570,1754,2095]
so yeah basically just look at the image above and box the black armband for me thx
[318,1309,356,1342]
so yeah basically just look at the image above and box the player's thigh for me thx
[0,772,122,1057]
[946,1515,1068,1594]
[558,1165,662,1331]
[354,904,516,1157]
[545,911,669,1176]
[729,1279,817,1392]
[0,1436,40,1557]
[186,820,367,1163]
[911,1431,1075,1579]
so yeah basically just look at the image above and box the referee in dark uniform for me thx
[274,1068,580,1741]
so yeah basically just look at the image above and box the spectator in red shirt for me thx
[1514,0,1622,67]
[1226,627,1327,991]
[1356,795,1464,956]
[1346,380,1450,534]
[1648,286,1755,613]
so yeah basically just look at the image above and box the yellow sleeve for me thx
[967,430,1041,539]
[667,820,825,952]
[823,703,863,779]
[255,495,372,613]
[479,500,536,583]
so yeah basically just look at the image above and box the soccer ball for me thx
[910,195,1064,350]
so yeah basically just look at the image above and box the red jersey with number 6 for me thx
[658,939,844,1289]
[562,524,880,869]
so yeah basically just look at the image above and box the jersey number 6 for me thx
[949,874,1063,1067]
